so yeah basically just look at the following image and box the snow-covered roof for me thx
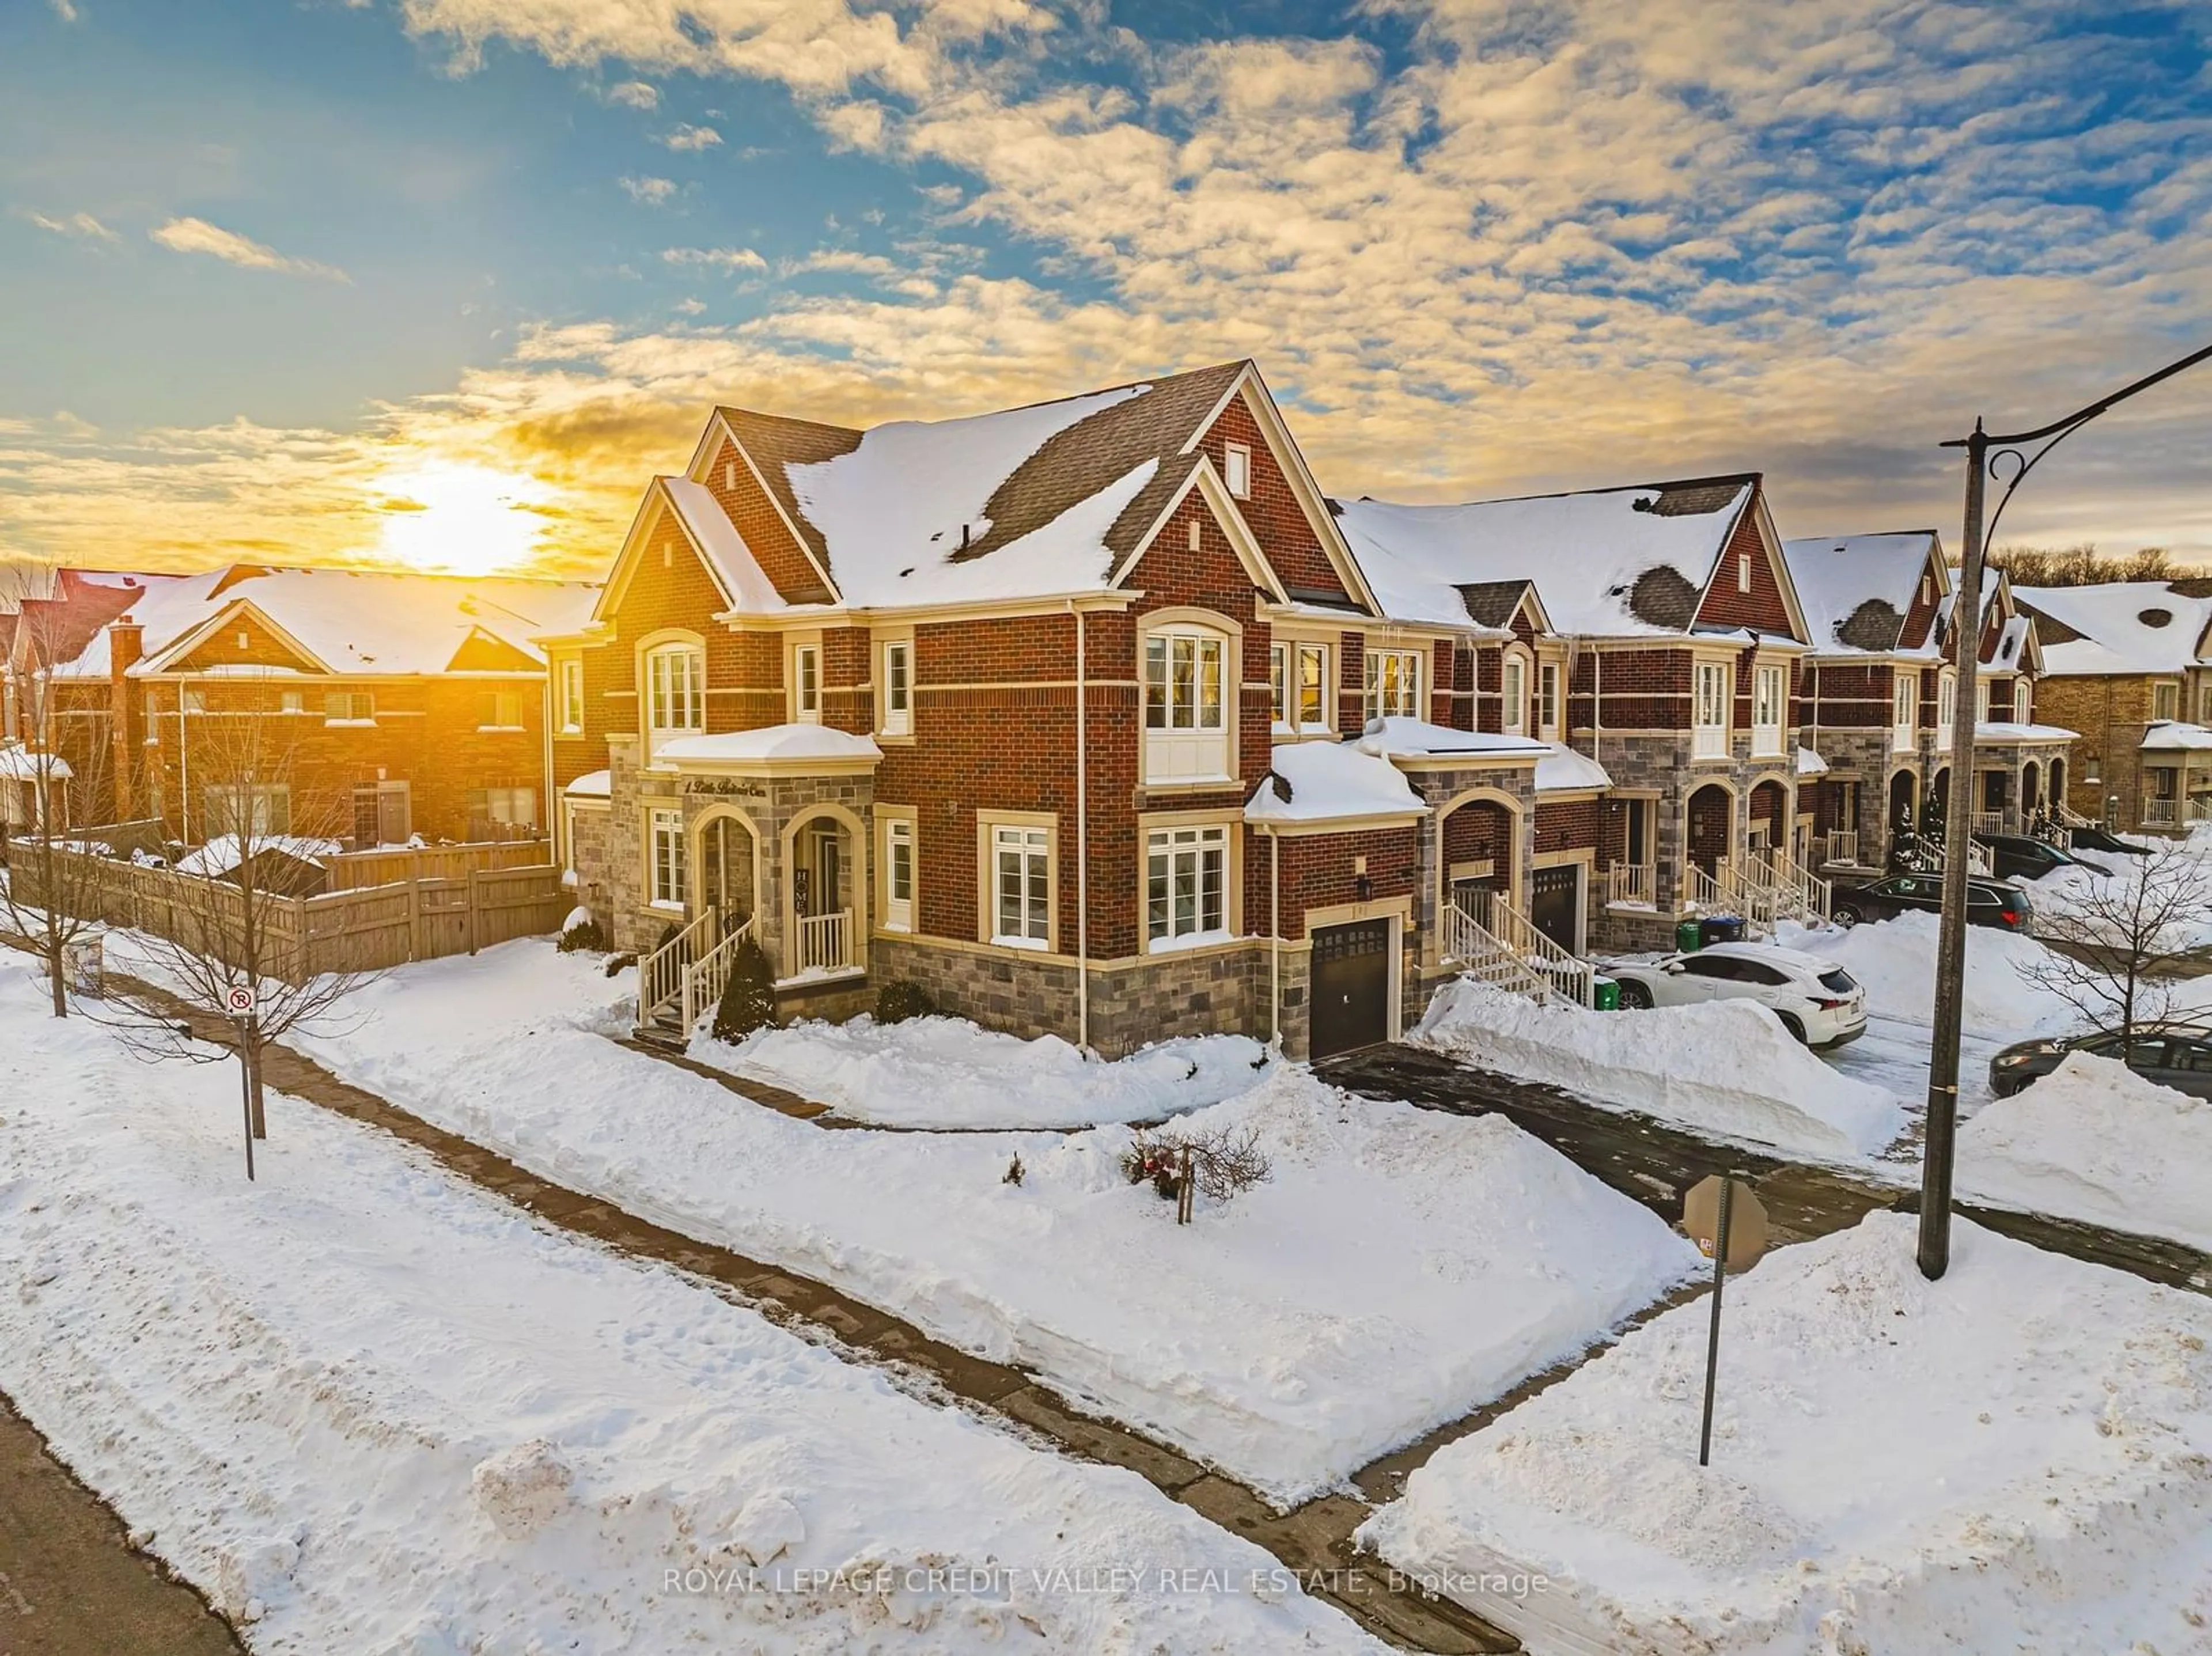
[660,478,787,615]
[2013,583,2212,678]
[2141,722,2212,752]
[1354,717,1548,761]
[564,769,612,798]
[1991,615,2033,672]
[652,725,882,769]
[1779,531,1942,657]
[1332,476,1756,638]
[1247,740,1426,824]
[174,833,342,877]
[1975,721,2077,744]
[51,566,599,680]
[1797,745,1830,777]
[715,362,1313,613]
[0,745,72,780]
[1535,744,1612,793]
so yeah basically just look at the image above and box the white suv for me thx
[1604,941,1868,1048]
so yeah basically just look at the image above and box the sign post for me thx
[225,984,257,1182]
[1681,1172,1768,1467]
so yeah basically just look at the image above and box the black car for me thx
[1973,833,2111,881]
[1828,873,2032,931]
[2060,824,2152,858]
[1990,1025,2212,1099]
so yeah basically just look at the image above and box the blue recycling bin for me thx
[1699,915,1747,948]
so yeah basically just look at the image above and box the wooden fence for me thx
[321,837,555,893]
[12,842,569,984]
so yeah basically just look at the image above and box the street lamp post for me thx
[1920,339,2212,1280]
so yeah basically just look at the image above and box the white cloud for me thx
[48,0,78,21]
[619,175,676,204]
[149,217,351,282]
[674,297,706,314]
[20,209,117,242]
[658,123,722,151]
[660,245,767,272]
[606,79,657,109]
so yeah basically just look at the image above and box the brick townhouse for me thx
[2014,580,2212,831]
[1,564,594,846]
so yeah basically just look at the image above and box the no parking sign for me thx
[224,984,256,1017]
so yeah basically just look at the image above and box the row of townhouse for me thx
[2012,580,2212,832]
[0,564,596,846]
[543,359,2073,1060]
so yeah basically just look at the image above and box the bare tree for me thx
[0,563,127,1017]
[97,707,375,1159]
[1987,543,2196,586]
[2015,842,2212,1037]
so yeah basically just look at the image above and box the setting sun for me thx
[372,460,555,575]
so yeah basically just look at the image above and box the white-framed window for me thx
[203,782,289,839]
[1366,648,1422,721]
[992,824,1050,948]
[279,689,304,715]
[1143,626,1229,782]
[1693,661,1729,757]
[1892,674,1918,752]
[182,688,207,715]
[1752,664,1785,754]
[1536,660,1561,738]
[1501,653,1527,733]
[1223,442,1252,500]
[880,640,911,737]
[645,644,704,749]
[882,817,915,931]
[324,689,374,724]
[557,658,585,734]
[469,787,536,830]
[480,689,523,730]
[1937,671,1957,732]
[1147,824,1228,949]
[1737,551,1752,593]
[792,643,821,723]
[649,808,687,909]
[1268,640,1328,732]
[2154,681,2180,723]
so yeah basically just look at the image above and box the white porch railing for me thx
[2055,800,2096,829]
[1748,848,1831,926]
[1970,810,2006,836]
[1444,893,1594,1009]
[1604,862,1655,908]
[639,905,720,1029]
[1822,829,1860,867]
[2144,798,2179,827]
[679,913,757,1039]
[1687,858,1733,912]
[792,909,854,975]
[1692,726,1729,760]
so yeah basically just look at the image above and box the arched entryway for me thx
[1887,768,1919,865]
[2048,756,2067,815]
[782,805,865,975]
[1747,778,1789,859]
[2022,760,2043,824]
[691,806,760,928]
[1929,766,1951,836]
[1685,783,1733,876]
[1440,792,1519,927]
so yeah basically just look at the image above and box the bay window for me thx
[1143,625,1228,782]
[1752,664,1785,754]
[1147,824,1228,949]
[1892,676,1918,752]
[1366,649,1422,721]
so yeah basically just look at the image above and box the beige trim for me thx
[783,801,869,977]
[785,630,823,725]
[713,590,1139,630]
[1301,900,1408,1043]
[1137,607,1242,787]
[1252,810,1426,836]
[685,412,843,605]
[688,801,764,922]
[1134,808,1244,953]
[873,626,915,739]
[1267,632,1337,735]
[642,799,688,912]
[876,805,917,932]
[1112,458,1289,602]
[634,628,707,764]
[138,597,329,677]
[1435,784,1527,924]
[975,808,1059,954]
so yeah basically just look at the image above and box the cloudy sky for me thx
[3,0,2210,578]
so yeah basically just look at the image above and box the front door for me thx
[1310,920,1391,1059]
[1529,863,1581,954]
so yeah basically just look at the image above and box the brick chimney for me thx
[106,622,145,821]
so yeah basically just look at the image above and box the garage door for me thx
[1529,864,1582,954]
[1310,919,1391,1059]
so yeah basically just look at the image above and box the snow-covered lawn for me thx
[1777,911,2081,1039]
[1414,978,1905,1159]
[1359,1212,2212,1655]
[0,962,1392,1654]
[693,1013,1275,1129]
[294,942,1702,1505]
[1961,1052,2212,1253]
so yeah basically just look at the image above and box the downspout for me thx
[1269,825,1281,1050]
[1070,601,1089,1054]
[177,680,190,843]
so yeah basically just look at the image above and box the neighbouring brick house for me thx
[2,564,595,846]
[1334,474,1819,956]
[2014,581,2212,831]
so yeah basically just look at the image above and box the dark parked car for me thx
[1974,833,2110,882]
[2059,824,2152,858]
[1828,873,2033,931]
[1989,1026,2212,1099]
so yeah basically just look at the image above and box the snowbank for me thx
[1359,1212,2212,1655]
[297,943,1700,1504]
[695,1013,1275,1129]
[1777,910,2080,1038]
[1415,979,1904,1159]
[0,963,1391,1654]
[1960,1052,2212,1252]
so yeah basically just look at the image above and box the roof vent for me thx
[2139,607,2173,628]
[1630,497,1657,513]
[960,524,972,551]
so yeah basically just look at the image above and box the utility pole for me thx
[1921,340,2212,1280]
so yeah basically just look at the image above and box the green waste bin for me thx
[1592,976,1621,1011]
[1675,918,1704,954]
